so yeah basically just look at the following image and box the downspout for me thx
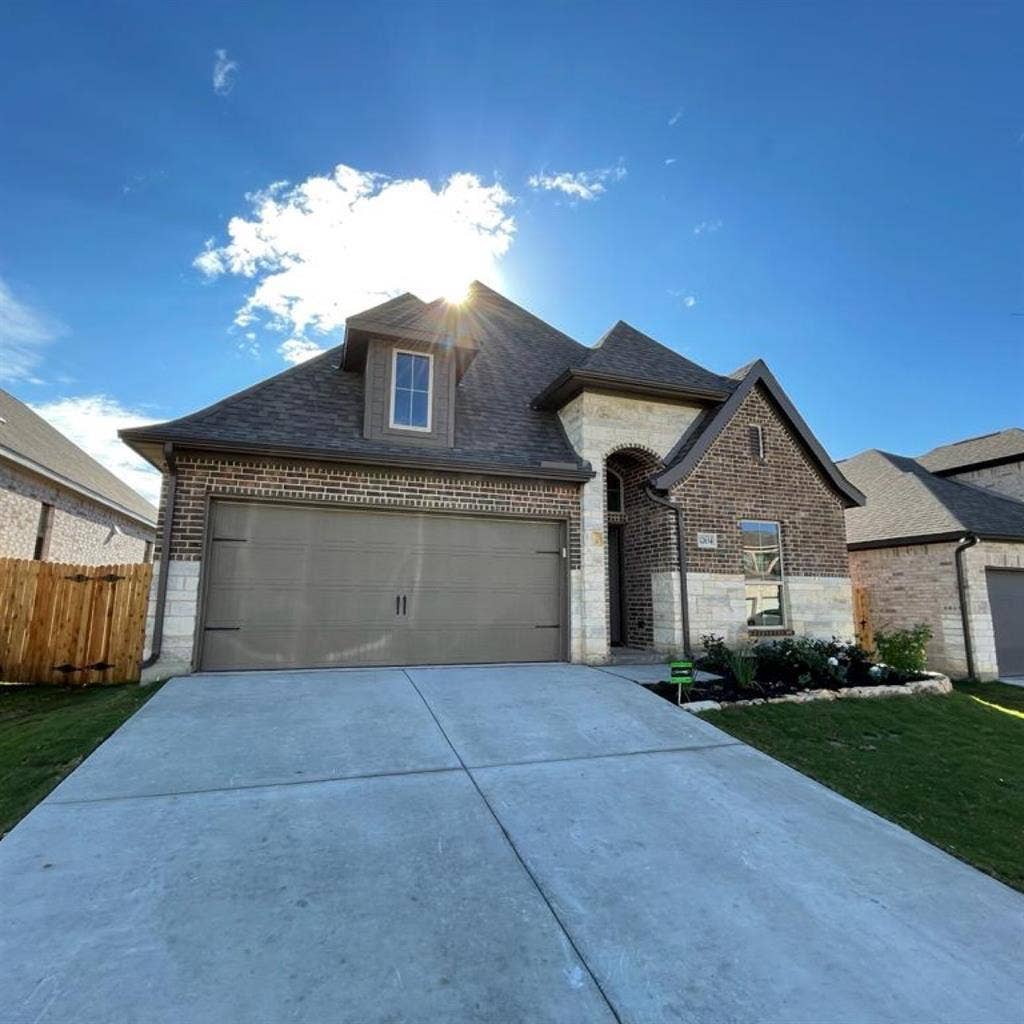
[142,443,177,670]
[954,532,978,681]
[644,485,692,657]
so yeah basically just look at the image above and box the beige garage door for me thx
[199,501,566,671]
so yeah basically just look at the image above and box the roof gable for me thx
[840,449,1024,546]
[0,389,157,525]
[581,321,737,395]
[652,360,864,507]
[917,427,1024,475]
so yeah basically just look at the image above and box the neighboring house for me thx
[0,389,157,565]
[121,282,863,678]
[841,431,1024,681]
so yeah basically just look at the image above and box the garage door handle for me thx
[396,595,401,615]
[402,594,407,615]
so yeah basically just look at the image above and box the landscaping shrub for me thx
[874,624,932,674]
[698,634,733,676]
[696,634,896,691]
[724,643,758,689]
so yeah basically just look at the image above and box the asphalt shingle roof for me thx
[917,428,1024,474]
[0,389,157,525]
[840,449,1024,545]
[576,321,738,395]
[123,283,738,478]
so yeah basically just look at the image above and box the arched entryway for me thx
[604,447,678,651]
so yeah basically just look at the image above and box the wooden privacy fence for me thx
[853,585,874,654]
[0,558,152,685]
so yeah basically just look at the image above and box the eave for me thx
[0,446,157,529]
[118,431,594,483]
[531,368,729,411]
[847,530,1024,551]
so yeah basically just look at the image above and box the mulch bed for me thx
[644,672,927,707]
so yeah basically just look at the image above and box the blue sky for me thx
[1,1,1021,503]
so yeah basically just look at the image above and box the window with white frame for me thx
[740,519,785,628]
[390,350,432,430]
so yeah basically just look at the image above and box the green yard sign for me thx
[670,659,695,705]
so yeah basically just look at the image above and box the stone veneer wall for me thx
[558,391,704,661]
[0,462,153,565]
[671,384,855,650]
[948,461,1024,504]
[964,541,1024,678]
[144,453,583,679]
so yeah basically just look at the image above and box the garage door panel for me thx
[200,503,565,670]
[205,584,399,630]
[987,569,1024,677]
[202,625,409,672]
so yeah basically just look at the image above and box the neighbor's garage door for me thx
[199,501,566,671]
[986,568,1024,678]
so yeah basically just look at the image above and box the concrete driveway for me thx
[2,665,1021,1024]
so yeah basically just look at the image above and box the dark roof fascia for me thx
[652,360,866,508]
[0,445,157,529]
[847,530,1024,551]
[119,434,594,483]
[531,368,729,411]
[929,453,1024,477]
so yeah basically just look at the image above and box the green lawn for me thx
[700,681,1024,892]
[0,683,161,838]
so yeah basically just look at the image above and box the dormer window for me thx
[390,350,432,431]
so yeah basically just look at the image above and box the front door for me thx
[608,524,624,646]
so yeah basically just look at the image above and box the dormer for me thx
[342,293,479,449]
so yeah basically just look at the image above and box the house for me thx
[840,429,1024,681]
[0,388,156,565]
[121,283,863,678]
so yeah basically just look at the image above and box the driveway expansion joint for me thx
[401,669,627,1024]
[45,763,464,807]
[465,739,742,771]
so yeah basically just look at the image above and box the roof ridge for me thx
[467,281,586,351]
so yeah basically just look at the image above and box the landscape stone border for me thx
[680,671,953,714]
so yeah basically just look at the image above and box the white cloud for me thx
[683,295,698,308]
[195,164,516,358]
[664,157,677,166]
[279,338,325,365]
[0,279,63,384]
[526,162,626,202]
[693,219,723,235]
[212,49,239,95]
[668,108,683,127]
[29,396,162,505]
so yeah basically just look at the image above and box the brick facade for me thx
[144,451,584,679]
[162,453,582,564]
[948,461,1024,505]
[607,448,675,647]
[0,462,153,565]
[669,385,853,646]
[672,385,850,578]
[849,539,1024,679]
